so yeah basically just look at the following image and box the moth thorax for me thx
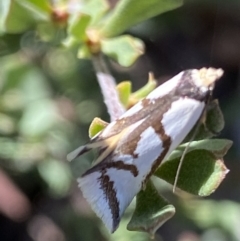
[192,68,224,92]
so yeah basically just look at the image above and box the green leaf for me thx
[19,100,59,137]
[38,159,72,197]
[16,0,51,20]
[205,99,225,135]
[88,117,108,138]
[77,44,91,58]
[79,0,109,25]
[0,0,35,33]
[0,137,16,160]
[100,0,183,37]
[111,218,151,241]
[183,199,240,238]
[62,35,79,48]
[37,22,61,42]
[101,35,144,67]
[0,0,51,33]
[0,34,22,56]
[0,137,47,171]
[168,139,233,161]
[155,150,229,196]
[68,13,91,41]
[185,100,225,141]
[127,180,175,236]
[115,73,157,109]
[129,73,157,105]
[0,55,50,100]
[117,81,132,107]
[0,113,15,135]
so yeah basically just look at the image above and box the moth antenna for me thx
[173,108,206,193]
[172,138,193,193]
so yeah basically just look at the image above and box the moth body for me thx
[67,67,223,232]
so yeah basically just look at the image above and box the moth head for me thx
[192,68,223,91]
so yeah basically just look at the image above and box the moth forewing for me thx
[69,68,223,233]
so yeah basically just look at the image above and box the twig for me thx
[92,53,125,121]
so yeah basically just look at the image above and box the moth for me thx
[67,67,223,233]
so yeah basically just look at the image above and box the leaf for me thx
[0,34,22,56]
[111,218,151,241]
[117,81,132,107]
[101,35,144,67]
[62,35,79,48]
[0,0,51,33]
[88,117,108,138]
[19,100,59,137]
[0,56,50,100]
[183,199,240,238]
[205,99,225,135]
[155,150,229,196]
[68,13,91,41]
[0,113,15,135]
[100,0,183,37]
[0,138,16,160]
[38,159,72,197]
[168,139,233,161]
[13,142,46,169]
[77,44,91,58]
[16,0,51,20]
[0,0,35,33]
[79,0,109,25]
[127,180,175,236]
[129,73,157,106]
[37,22,62,42]
[185,100,225,141]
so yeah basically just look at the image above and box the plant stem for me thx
[92,53,125,121]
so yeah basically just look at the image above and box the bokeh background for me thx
[0,0,240,240]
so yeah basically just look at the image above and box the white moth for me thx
[67,67,223,233]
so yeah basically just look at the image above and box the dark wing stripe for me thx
[99,172,120,232]
[83,161,138,177]
[145,120,172,181]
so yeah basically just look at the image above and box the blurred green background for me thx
[0,0,240,241]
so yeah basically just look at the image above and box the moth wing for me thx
[67,128,128,162]
[78,156,143,233]
[67,102,146,163]
[67,81,173,163]
[71,67,223,233]
[78,121,166,232]
[66,141,100,162]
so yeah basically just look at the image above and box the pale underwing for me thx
[67,67,223,233]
